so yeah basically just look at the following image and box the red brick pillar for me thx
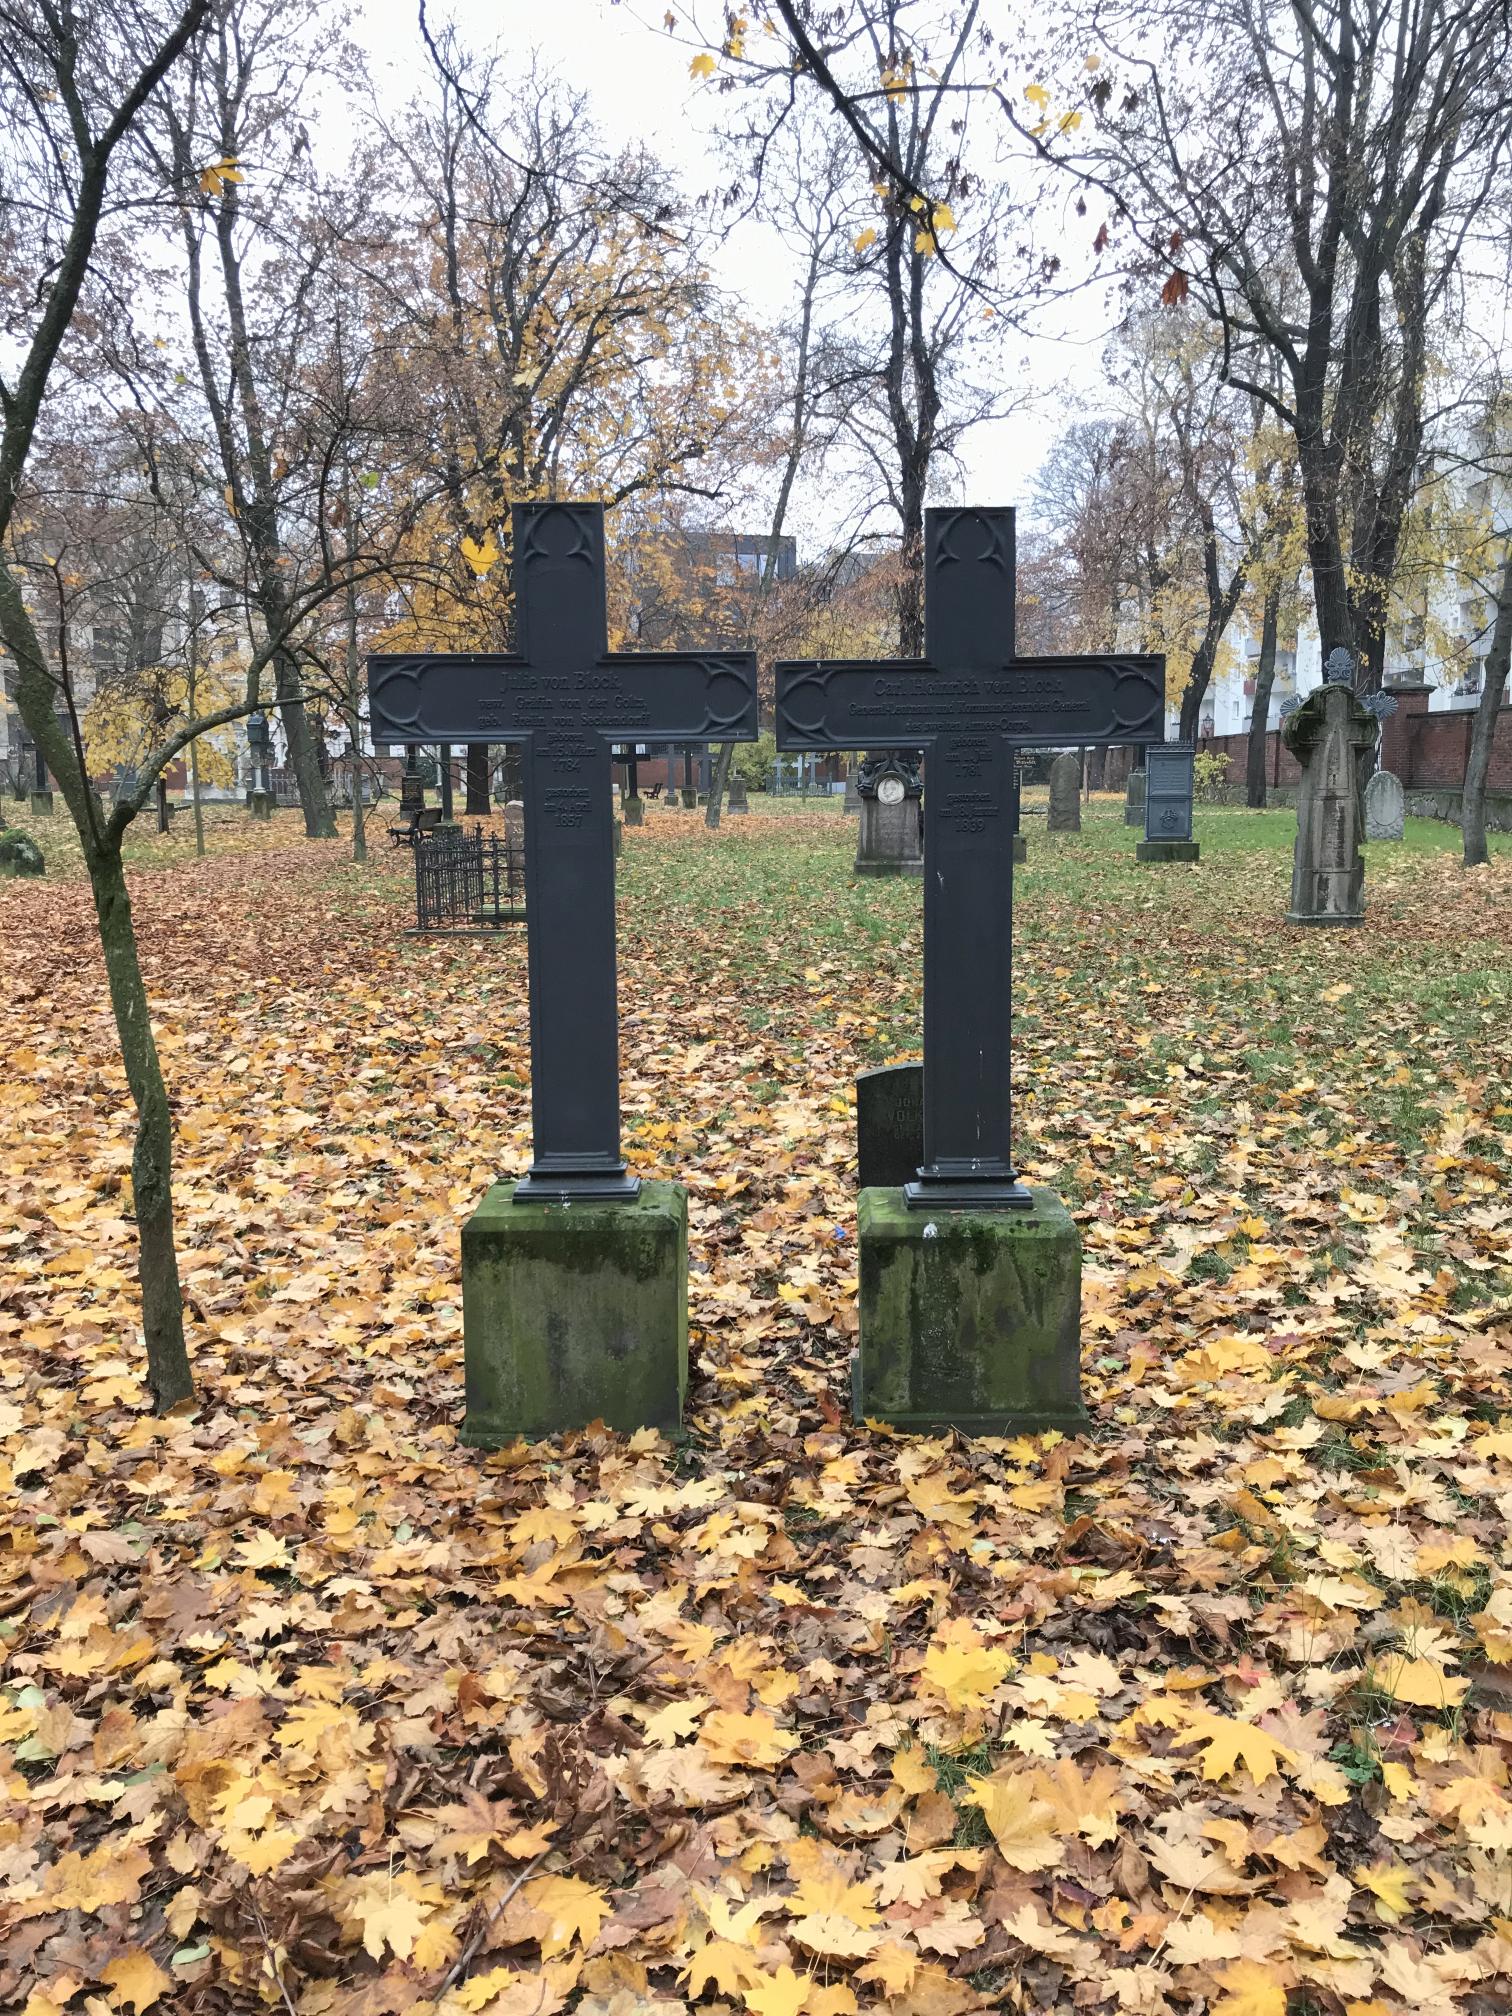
[1380,684,1432,783]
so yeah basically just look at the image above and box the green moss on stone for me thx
[856,1186,1086,1434]
[461,1180,687,1444]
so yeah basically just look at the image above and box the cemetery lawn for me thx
[3,797,1512,2016]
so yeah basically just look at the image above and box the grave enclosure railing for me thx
[413,824,525,933]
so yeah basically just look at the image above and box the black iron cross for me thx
[368,501,757,1202]
[776,505,1163,1208]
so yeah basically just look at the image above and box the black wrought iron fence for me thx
[413,825,525,932]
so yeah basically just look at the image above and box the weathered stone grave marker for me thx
[726,773,749,814]
[856,1063,925,1191]
[1137,743,1200,862]
[854,753,924,875]
[1047,751,1081,831]
[1283,671,1378,926]
[1124,763,1147,827]
[777,505,1163,1432]
[1364,768,1404,841]
[368,501,757,1440]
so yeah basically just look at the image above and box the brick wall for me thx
[1199,685,1512,792]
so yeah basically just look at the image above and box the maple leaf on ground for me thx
[684,1940,765,1997]
[344,1876,434,1961]
[699,1708,797,1768]
[1181,1713,1294,1784]
[743,1965,811,2016]
[919,1622,1012,1713]
[997,1903,1082,1959]
[100,1950,173,2012]
[962,1769,1063,1871]
[1210,1958,1291,2016]
[518,1873,608,1960]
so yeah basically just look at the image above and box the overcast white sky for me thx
[347,0,1119,542]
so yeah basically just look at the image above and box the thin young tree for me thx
[0,0,214,1410]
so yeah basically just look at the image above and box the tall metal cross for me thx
[776,505,1164,1208]
[368,501,758,1202]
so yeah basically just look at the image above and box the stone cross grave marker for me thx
[1283,678,1379,926]
[369,501,758,1203]
[368,502,757,1444]
[777,505,1163,1212]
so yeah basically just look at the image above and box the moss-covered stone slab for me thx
[856,1185,1086,1434]
[1135,839,1200,862]
[461,1180,687,1444]
[0,829,45,878]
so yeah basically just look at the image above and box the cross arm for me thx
[367,650,760,747]
[776,654,1166,750]
[601,650,760,742]
[367,654,526,746]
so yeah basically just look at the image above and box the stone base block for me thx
[249,792,275,821]
[1285,909,1364,927]
[623,796,644,827]
[461,1180,687,1443]
[855,858,925,878]
[29,791,54,816]
[856,1186,1087,1434]
[1013,834,1027,864]
[1135,839,1200,862]
[680,789,698,809]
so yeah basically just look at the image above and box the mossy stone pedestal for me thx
[461,1181,687,1444]
[249,792,275,821]
[1013,834,1027,865]
[623,795,644,827]
[1135,838,1200,863]
[856,1186,1086,1434]
[680,788,699,810]
[29,790,54,816]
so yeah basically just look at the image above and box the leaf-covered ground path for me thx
[3,801,1512,2016]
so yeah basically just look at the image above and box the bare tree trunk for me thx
[90,840,194,1408]
[1246,582,1282,808]
[343,554,368,864]
[706,742,735,828]
[1463,546,1512,869]
[0,561,193,1410]
[465,744,490,814]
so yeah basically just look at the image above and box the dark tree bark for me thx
[1463,546,1512,868]
[465,744,490,814]
[1246,583,1283,807]
[1178,512,1246,743]
[0,0,211,1411]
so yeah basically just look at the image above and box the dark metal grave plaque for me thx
[777,506,1163,1209]
[857,1063,924,1190]
[368,502,758,1202]
[1145,744,1194,842]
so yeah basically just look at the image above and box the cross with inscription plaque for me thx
[777,506,1163,1208]
[368,501,757,1202]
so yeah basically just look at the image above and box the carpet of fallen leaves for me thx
[3,798,1512,2016]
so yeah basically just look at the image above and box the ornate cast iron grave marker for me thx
[777,506,1163,1210]
[368,502,758,1203]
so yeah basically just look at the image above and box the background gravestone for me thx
[1124,766,1147,827]
[0,829,45,878]
[1283,680,1379,925]
[856,1063,924,1190]
[1137,744,1200,862]
[854,753,924,876]
[726,773,749,814]
[1364,768,1405,841]
[1047,752,1081,832]
[843,764,861,813]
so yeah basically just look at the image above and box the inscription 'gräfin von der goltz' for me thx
[776,505,1164,1208]
[367,501,757,1203]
